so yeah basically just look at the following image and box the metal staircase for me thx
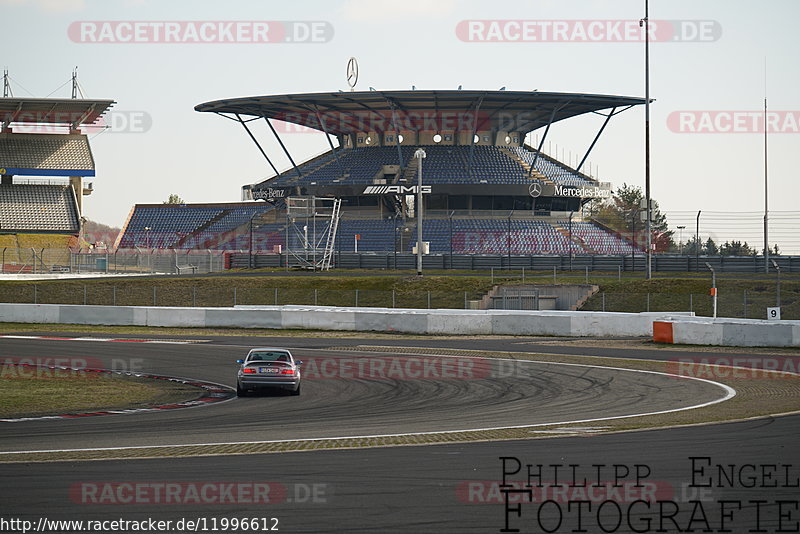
[320,198,341,271]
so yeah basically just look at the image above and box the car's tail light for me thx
[281,368,295,375]
[242,368,257,374]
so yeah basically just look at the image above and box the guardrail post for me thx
[464,291,467,309]
[618,265,621,280]
[153,286,157,306]
[33,284,37,304]
[355,289,359,307]
[427,291,431,309]
[522,267,525,283]
[393,290,396,308]
[274,287,278,305]
[314,289,318,306]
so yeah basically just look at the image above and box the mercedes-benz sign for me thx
[346,57,358,91]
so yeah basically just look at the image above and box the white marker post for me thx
[705,262,717,318]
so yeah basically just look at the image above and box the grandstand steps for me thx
[399,162,417,184]
[588,218,641,252]
[175,211,228,248]
[275,149,341,186]
[553,223,593,254]
[499,147,549,183]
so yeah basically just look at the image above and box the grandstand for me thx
[114,202,280,250]
[115,90,645,258]
[0,92,115,248]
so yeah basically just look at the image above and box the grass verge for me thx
[0,368,205,418]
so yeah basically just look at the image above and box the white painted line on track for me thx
[0,334,204,344]
[0,355,737,455]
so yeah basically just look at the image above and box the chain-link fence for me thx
[0,249,227,275]
[0,283,794,319]
[582,291,794,320]
[0,285,488,310]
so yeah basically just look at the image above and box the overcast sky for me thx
[2,0,798,252]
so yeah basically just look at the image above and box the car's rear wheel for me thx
[290,383,301,396]
[237,382,248,397]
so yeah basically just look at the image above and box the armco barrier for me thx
[0,303,695,337]
[654,319,800,348]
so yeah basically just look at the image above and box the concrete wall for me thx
[0,302,697,338]
[654,318,800,348]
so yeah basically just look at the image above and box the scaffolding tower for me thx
[285,196,341,270]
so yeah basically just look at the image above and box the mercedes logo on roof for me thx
[529,181,542,198]
[346,57,359,91]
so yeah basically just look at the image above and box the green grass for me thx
[0,369,203,417]
[0,271,796,318]
[580,275,799,319]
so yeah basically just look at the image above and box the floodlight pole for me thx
[677,225,685,254]
[415,148,426,276]
[764,98,769,273]
[642,0,653,280]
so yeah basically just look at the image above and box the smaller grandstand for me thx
[0,184,81,233]
[0,75,116,271]
[114,202,281,250]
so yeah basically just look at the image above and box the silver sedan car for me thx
[236,348,302,396]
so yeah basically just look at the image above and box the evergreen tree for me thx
[590,183,673,251]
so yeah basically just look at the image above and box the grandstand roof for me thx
[0,97,115,127]
[195,90,645,135]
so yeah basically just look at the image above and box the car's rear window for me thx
[247,351,291,363]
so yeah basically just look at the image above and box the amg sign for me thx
[553,185,612,199]
[362,185,432,195]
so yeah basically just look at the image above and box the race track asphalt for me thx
[0,333,797,533]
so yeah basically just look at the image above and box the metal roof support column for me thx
[529,106,559,177]
[313,107,345,177]
[467,95,485,180]
[576,107,616,173]
[387,101,405,169]
[264,116,302,179]
[235,114,280,177]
